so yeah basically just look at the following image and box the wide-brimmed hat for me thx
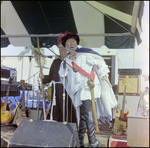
[62,32,79,47]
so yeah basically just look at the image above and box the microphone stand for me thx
[37,78,41,120]
[43,43,78,125]
[43,43,78,73]
[63,61,67,125]
[32,74,35,108]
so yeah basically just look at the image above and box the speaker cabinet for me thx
[118,75,141,94]
[1,138,8,147]
[9,119,79,147]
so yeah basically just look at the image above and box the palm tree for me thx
[17,45,46,66]
[17,45,47,86]
[17,45,47,101]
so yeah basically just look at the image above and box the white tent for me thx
[1,1,144,49]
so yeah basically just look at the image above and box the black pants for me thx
[47,83,77,124]
[78,100,96,146]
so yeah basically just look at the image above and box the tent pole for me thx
[131,1,141,34]
[1,33,132,38]
[26,57,33,107]
[133,40,136,68]
[28,57,33,85]
[21,57,24,80]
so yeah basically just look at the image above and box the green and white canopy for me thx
[1,1,144,49]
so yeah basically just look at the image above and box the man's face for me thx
[59,44,67,57]
[65,38,77,53]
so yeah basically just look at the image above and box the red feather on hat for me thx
[57,31,73,47]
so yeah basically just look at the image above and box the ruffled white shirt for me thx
[58,48,117,123]
[59,52,109,103]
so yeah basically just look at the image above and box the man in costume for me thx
[39,33,77,124]
[59,32,117,147]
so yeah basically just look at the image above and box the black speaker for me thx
[9,119,79,147]
[1,66,17,81]
[1,138,8,147]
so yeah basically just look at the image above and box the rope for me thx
[66,76,69,122]
[85,1,134,36]
[50,81,62,121]
[50,81,55,121]
[141,42,149,51]
[38,1,52,33]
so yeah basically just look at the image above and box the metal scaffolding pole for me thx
[1,32,132,38]
[1,55,54,58]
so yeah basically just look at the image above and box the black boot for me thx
[86,114,101,147]
[78,114,86,147]
[88,139,101,147]
[80,100,101,147]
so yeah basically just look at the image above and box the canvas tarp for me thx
[1,1,144,49]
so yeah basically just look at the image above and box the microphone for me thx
[73,68,78,73]
[43,43,77,72]
[47,56,53,58]
[33,50,46,58]
[43,43,51,48]
[63,61,66,69]
[63,60,77,72]
[43,43,46,47]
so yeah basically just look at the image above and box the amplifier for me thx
[1,66,17,81]
[1,80,32,91]
[118,69,142,75]
[118,75,141,94]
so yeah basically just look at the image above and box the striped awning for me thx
[1,1,144,49]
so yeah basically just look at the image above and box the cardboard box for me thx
[109,135,129,147]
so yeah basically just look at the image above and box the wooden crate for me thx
[127,115,149,147]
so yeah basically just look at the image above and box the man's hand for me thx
[69,50,76,60]
[103,75,112,87]
[39,72,44,79]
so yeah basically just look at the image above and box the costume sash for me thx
[75,47,101,56]
[71,62,95,82]
[67,47,101,57]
